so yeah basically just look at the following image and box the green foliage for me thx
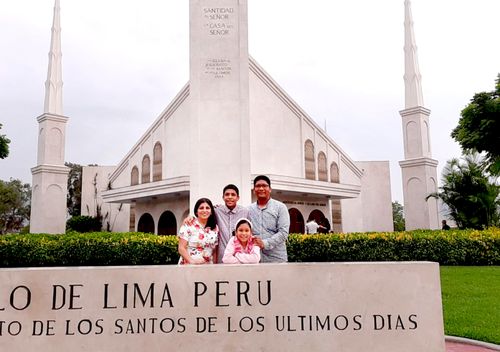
[1,228,499,267]
[427,153,499,229]
[392,201,405,231]
[441,266,500,344]
[451,74,500,174]
[0,179,31,234]
[0,232,179,267]
[66,162,82,216]
[66,215,102,233]
[287,228,500,265]
[0,123,10,159]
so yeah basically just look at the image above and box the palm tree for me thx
[427,153,499,229]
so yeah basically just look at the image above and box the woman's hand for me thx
[190,257,207,265]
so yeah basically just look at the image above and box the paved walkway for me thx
[446,337,500,352]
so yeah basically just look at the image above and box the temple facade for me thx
[83,0,393,235]
[34,0,449,235]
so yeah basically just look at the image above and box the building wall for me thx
[357,161,393,232]
[110,93,191,190]
[341,161,392,232]
[249,71,302,178]
[341,197,364,233]
[95,66,391,234]
[248,68,362,186]
[81,166,130,232]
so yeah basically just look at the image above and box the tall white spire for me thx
[399,0,439,230]
[44,0,63,115]
[30,0,69,234]
[403,0,424,108]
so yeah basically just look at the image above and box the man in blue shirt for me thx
[249,175,290,262]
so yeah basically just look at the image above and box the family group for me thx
[177,175,290,265]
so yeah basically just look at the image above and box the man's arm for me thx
[262,203,290,250]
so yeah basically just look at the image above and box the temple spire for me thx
[44,0,63,115]
[399,0,439,230]
[403,0,424,108]
[30,0,69,234]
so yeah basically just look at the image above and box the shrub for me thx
[287,228,500,265]
[0,228,498,267]
[66,216,102,233]
[0,232,179,267]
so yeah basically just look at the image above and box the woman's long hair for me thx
[193,198,217,230]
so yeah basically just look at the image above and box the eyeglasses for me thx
[254,184,270,189]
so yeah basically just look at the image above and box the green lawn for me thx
[440,266,500,344]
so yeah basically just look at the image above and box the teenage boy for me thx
[214,184,249,263]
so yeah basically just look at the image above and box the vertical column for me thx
[30,0,69,234]
[399,0,439,230]
[189,0,251,207]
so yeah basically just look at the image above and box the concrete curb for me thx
[446,336,500,351]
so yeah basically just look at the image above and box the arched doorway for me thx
[288,208,305,234]
[158,211,177,236]
[137,213,155,234]
[308,209,330,233]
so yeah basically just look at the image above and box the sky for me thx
[0,0,499,203]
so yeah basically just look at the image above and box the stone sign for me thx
[0,262,445,351]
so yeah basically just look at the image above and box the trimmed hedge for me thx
[0,232,179,267]
[0,228,499,267]
[287,228,500,265]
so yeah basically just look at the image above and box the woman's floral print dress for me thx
[178,219,218,264]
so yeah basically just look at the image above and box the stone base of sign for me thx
[0,262,445,351]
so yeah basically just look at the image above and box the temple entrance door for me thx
[308,209,330,233]
[137,213,155,234]
[288,208,305,234]
[158,211,177,236]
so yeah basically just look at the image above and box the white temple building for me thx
[32,0,441,235]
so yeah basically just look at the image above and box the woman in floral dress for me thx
[178,198,219,264]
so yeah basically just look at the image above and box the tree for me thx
[0,123,10,159]
[451,74,500,174]
[66,162,82,217]
[427,153,499,229]
[0,179,31,234]
[392,201,405,231]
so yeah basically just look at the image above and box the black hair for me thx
[232,218,252,236]
[193,198,217,230]
[223,184,240,196]
[253,175,271,187]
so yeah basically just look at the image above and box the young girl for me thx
[222,218,260,264]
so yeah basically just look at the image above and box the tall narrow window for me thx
[330,162,340,183]
[318,152,327,181]
[332,200,342,233]
[305,140,315,180]
[330,161,342,232]
[131,166,139,186]
[142,155,151,184]
[153,142,162,182]
[129,203,136,231]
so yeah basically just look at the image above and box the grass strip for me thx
[440,266,500,344]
